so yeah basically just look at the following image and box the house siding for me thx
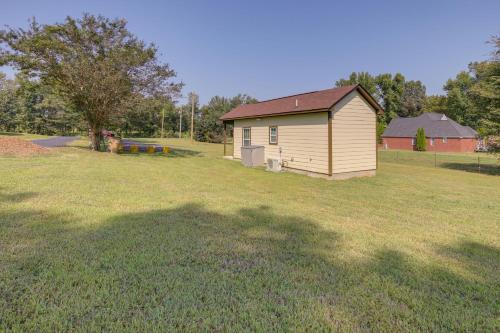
[233,112,329,174]
[331,91,377,174]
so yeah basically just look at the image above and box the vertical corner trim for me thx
[223,121,227,156]
[328,111,333,176]
[375,118,378,170]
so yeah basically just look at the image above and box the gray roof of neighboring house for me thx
[382,113,478,138]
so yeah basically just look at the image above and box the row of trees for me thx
[0,70,180,138]
[335,36,499,142]
[336,72,426,122]
[0,71,255,141]
[0,73,83,135]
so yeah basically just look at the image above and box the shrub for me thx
[486,136,500,158]
[377,121,386,144]
[416,128,427,151]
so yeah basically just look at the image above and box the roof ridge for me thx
[255,85,357,104]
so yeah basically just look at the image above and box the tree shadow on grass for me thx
[436,240,500,281]
[68,145,202,158]
[1,203,499,331]
[119,147,202,158]
[367,247,499,331]
[440,162,500,176]
[0,188,37,203]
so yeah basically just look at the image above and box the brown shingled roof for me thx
[220,85,382,121]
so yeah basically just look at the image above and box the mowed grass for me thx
[0,137,499,332]
[0,131,52,140]
[379,149,499,175]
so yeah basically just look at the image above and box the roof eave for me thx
[220,108,330,121]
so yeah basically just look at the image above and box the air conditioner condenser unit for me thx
[266,158,282,172]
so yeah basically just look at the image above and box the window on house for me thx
[243,127,251,147]
[430,138,435,146]
[269,126,278,144]
[412,138,416,145]
[442,137,447,143]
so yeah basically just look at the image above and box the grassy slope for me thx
[0,138,499,332]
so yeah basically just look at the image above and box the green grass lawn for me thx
[1,137,499,331]
[379,149,499,175]
[0,131,53,140]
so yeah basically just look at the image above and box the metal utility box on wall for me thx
[241,145,265,167]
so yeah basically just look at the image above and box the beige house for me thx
[220,85,383,179]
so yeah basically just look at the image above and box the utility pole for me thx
[161,105,165,139]
[190,92,195,141]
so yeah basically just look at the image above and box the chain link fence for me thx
[378,150,500,175]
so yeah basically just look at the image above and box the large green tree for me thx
[443,71,476,126]
[15,73,82,135]
[335,72,379,100]
[335,72,408,123]
[196,94,257,143]
[437,35,499,143]
[423,95,448,114]
[469,36,500,138]
[470,36,500,154]
[375,73,406,122]
[0,71,82,135]
[0,14,182,150]
[0,72,18,132]
[400,80,426,117]
[120,96,168,137]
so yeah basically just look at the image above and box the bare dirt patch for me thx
[0,137,50,156]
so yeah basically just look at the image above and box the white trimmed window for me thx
[412,138,416,145]
[269,126,278,144]
[243,127,251,147]
[430,138,435,146]
[442,137,447,143]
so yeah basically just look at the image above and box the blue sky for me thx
[1,0,499,104]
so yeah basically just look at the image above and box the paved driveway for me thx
[32,136,80,148]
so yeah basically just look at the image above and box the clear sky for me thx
[1,0,499,104]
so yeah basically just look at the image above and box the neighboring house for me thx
[220,85,383,179]
[382,113,478,152]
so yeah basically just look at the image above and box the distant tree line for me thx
[0,71,256,141]
[335,35,499,146]
[0,73,83,135]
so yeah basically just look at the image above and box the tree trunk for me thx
[89,129,101,151]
